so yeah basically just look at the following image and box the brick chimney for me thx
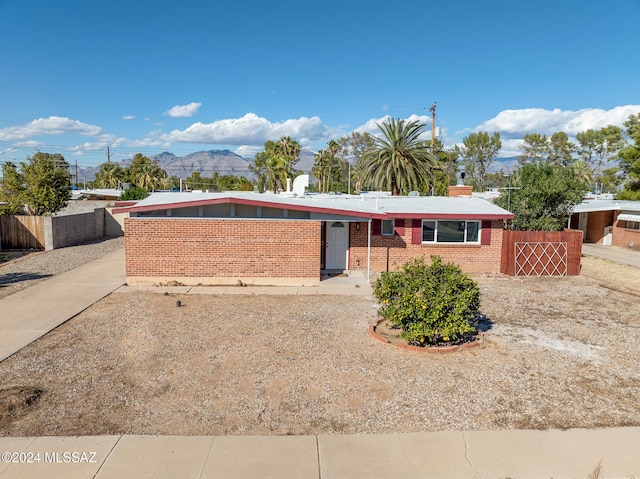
[448,185,473,197]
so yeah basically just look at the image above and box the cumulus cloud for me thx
[162,113,329,147]
[0,116,102,141]
[164,102,202,118]
[476,105,640,139]
[468,105,640,157]
[354,114,433,141]
[122,115,135,120]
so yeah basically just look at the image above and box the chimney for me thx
[448,185,473,197]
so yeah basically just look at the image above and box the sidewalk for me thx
[1,247,640,478]
[1,428,638,478]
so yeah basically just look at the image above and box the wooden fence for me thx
[500,229,583,276]
[0,215,45,250]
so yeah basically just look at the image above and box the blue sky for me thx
[1,0,639,170]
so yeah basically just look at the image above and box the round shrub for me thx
[373,255,480,346]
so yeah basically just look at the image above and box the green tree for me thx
[495,163,589,231]
[518,133,549,165]
[19,152,71,215]
[252,137,302,193]
[360,118,439,196]
[618,113,640,199]
[576,125,624,184]
[0,162,27,214]
[456,131,502,192]
[125,153,167,192]
[336,131,376,193]
[548,132,575,166]
[94,162,125,189]
[119,187,149,200]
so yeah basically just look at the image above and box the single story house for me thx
[113,183,514,286]
[570,199,640,249]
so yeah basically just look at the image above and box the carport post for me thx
[367,219,372,282]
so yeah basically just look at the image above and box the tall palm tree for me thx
[360,118,439,195]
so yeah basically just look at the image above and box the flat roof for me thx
[113,191,514,220]
[573,199,640,214]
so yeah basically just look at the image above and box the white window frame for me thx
[421,219,481,244]
[381,219,395,236]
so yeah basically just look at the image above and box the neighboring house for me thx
[113,184,513,286]
[570,199,640,249]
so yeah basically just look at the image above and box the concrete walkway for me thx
[0,248,126,362]
[582,242,640,268]
[0,428,638,478]
[1,246,640,478]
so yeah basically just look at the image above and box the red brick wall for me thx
[124,218,321,283]
[347,219,503,273]
[612,214,640,250]
[585,210,614,243]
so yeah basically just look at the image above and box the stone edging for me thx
[368,318,484,353]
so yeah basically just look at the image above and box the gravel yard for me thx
[1,240,640,436]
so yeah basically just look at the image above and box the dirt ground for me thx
[1,255,639,436]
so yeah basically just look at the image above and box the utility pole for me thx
[429,102,437,155]
[75,159,78,188]
[107,146,111,163]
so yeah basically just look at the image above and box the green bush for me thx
[119,187,149,201]
[373,255,480,346]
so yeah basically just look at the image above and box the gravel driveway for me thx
[1,240,639,436]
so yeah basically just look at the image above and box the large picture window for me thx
[422,220,480,244]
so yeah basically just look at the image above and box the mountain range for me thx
[78,149,316,184]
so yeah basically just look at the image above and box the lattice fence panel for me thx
[514,242,568,276]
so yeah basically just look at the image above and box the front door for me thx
[325,222,349,270]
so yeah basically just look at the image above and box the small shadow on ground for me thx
[473,313,494,333]
[0,272,53,287]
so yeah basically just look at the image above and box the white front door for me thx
[326,222,349,270]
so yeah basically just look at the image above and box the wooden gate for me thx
[501,230,582,276]
[514,241,567,276]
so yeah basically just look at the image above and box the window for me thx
[422,220,481,244]
[627,221,640,231]
[381,219,395,236]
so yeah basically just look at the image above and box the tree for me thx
[0,162,27,214]
[495,163,589,231]
[336,131,376,193]
[456,131,502,192]
[518,133,549,165]
[360,118,439,196]
[252,137,301,193]
[547,132,575,166]
[618,113,640,199]
[576,125,624,184]
[312,140,340,193]
[125,153,167,192]
[94,162,125,189]
[18,152,71,215]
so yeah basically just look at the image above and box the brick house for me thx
[570,200,640,250]
[113,186,513,286]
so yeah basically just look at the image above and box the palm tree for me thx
[360,118,439,195]
[94,162,124,189]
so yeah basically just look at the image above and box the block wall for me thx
[124,218,321,283]
[347,219,503,273]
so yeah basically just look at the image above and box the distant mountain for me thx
[77,149,318,184]
[151,150,252,179]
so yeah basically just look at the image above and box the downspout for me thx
[367,219,372,283]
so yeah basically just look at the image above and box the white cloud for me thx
[0,116,102,141]
[164,102,202,118]
[476,105,640,138]
[122,115,135,120]
[162,113,329,147]
[354,114,433,141]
